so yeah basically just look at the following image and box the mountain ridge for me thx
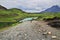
[42,5,60,12]
[0,5,60,13]
[0,5,7,10]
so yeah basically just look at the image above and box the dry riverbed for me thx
[0,21,60,40]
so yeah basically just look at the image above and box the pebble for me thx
[24,37,27,39]
[29,39,32,40]
[47,32,52,35]
[39,29,41,32]
[42,29,46,32]
[39,32,40,33]
[19,35,22,37]
[46,25,49,26]
[43,32,47,35]
[24,34,27,36]
[42,39,45,40]
[52,36,57,39]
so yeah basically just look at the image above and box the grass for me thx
[0,9,60,22]
[0,26,12,32]
[0,8,60,31]
[0,22,19,32]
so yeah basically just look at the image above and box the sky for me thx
[0,0,60,12]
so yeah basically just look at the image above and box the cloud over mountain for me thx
[0,0,60,12]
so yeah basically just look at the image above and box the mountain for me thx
[42,5,60,12]
[0,5,7,10]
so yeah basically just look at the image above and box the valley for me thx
[0,21,60,40]
[0,5,60,40]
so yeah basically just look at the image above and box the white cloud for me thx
[0,0,60,12]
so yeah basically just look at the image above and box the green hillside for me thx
[0,9,60,22]
[0,7,60,29]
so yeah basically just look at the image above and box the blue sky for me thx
[0,0,60,12]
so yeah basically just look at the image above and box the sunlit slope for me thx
[0,9,60,22]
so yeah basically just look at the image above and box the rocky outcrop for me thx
[0,5,7,10]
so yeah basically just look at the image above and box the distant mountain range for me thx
[42,5,60,12]
[0,5,60,12]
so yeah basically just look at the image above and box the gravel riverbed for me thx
[0,21,60,40]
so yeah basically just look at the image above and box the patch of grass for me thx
[0,22,19,32]
[0,9,60,22]
[0,8,60,31]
